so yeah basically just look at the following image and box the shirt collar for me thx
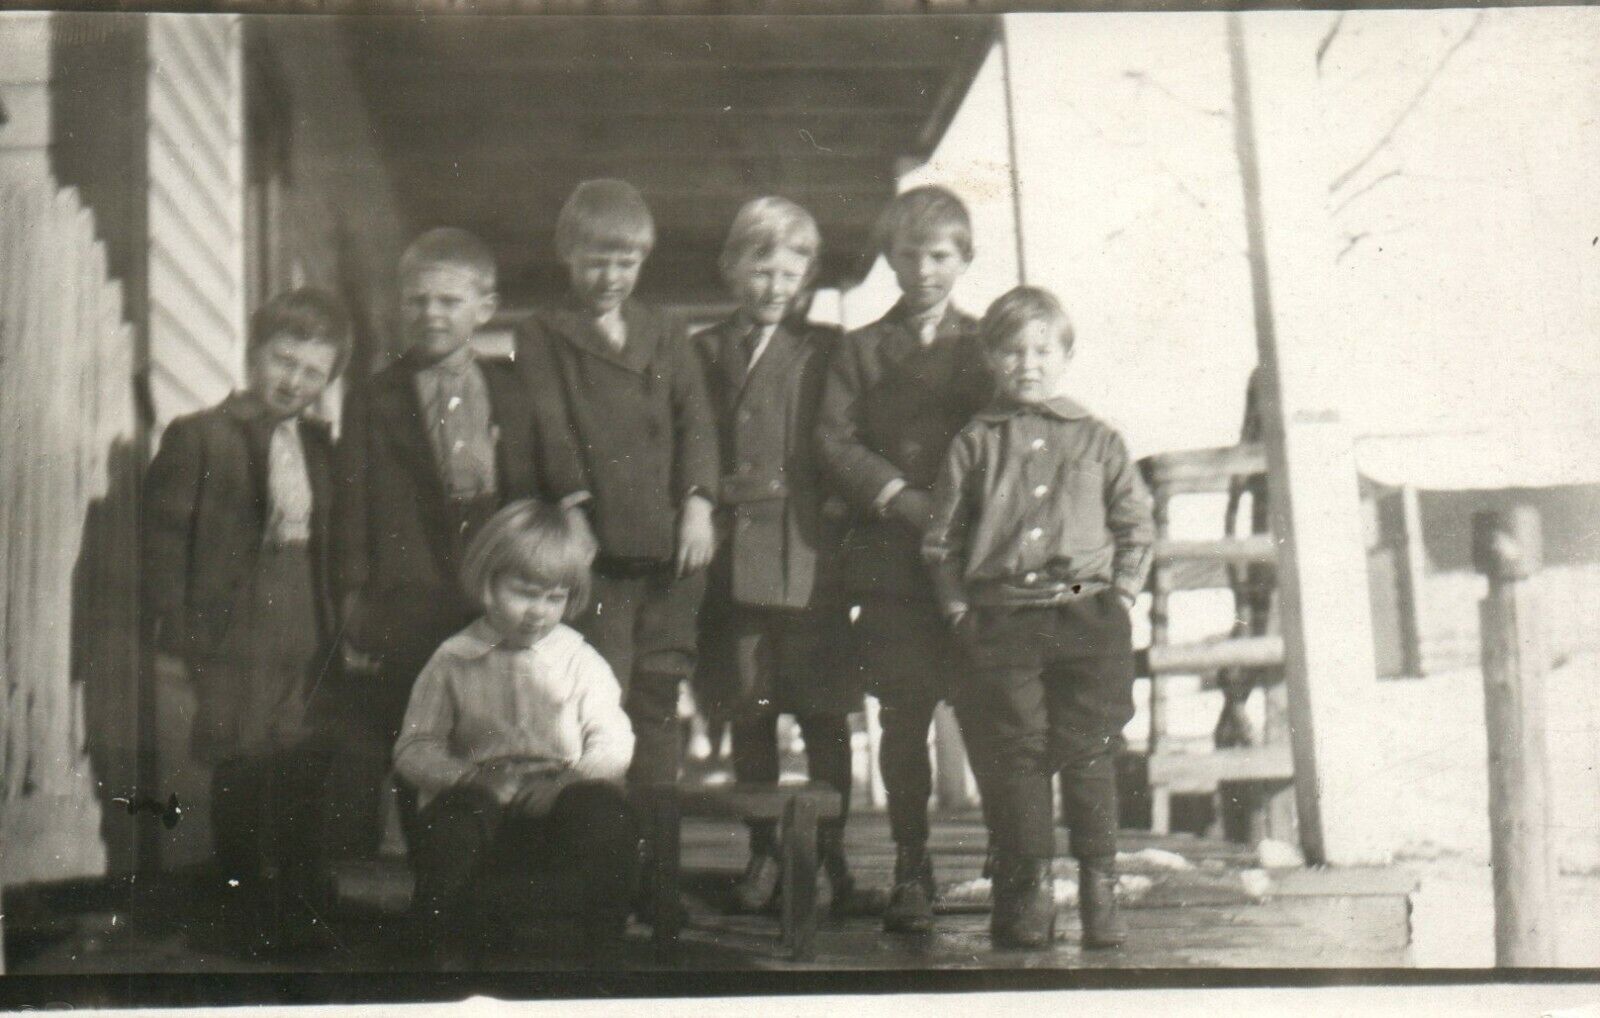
[222,390,302,426]
[413,342,477,378]
[453,618,575,659]
[975,394,1092,423]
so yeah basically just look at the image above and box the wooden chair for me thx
[634,781,843,963]
[1139,443,1295,842]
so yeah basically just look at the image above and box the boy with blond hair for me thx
[692,196,869,915]
[517,179,718,788]
[334,227,587,853]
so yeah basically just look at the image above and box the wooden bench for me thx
[634,781,843,963]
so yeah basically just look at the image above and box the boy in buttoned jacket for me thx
[814,185,993,932]
[923,286,1154,951]
[515,179,719,789]
[691,197,868,916]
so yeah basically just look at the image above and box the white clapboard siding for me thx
[145,13,245,427]
[0,173,138,886]
[0,11,52,179]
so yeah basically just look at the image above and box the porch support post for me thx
[1227,13,1390,865]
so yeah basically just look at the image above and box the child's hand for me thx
[888,489,934,534]
[467,760,527,806]
[676,494,715,578]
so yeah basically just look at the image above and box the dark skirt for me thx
[189,543,322,765]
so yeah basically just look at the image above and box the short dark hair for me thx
[555,179,656,260]
[399,227,498,292]
[248,287,352,377]
[979,286,1075,356]
[459,500,597,619]
[873,184,974,261]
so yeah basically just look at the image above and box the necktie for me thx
[741,325,763,374]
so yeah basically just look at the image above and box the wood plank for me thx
[1157,557,1276,593]
[1154,535,1277,565]
[1148,745,1295,793]
[0,13,51,84]
[1145,634,1284,675]
[1140,443,1266,493]
[0,81,50,150]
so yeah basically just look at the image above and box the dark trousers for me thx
[580,565,707,786]
[732,711,853,856]
[410,779,639,931]
[953,592,1136,861]
[211,746,330,900]
[876,687,946,850]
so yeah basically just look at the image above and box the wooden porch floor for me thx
[5,813,1415,975]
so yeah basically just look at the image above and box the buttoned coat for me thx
[515,298,720,563]
[141,393,336,660]
[692,317,838,610]
[814,302,993,600]
[333,349,585,656]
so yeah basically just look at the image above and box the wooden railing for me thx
[1139,443,1295,842]
[0,173,140,894]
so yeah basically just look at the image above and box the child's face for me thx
[565,243,646,317]
[248,333,338,420]
[484,574,570,649]
[986,319,1073,405]
[886,228,970,316]
[730,247,811,327]
[400,263,497,362]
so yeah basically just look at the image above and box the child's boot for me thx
[882,845,936,933]
[1077,857,1127,949]
[993,856,1056,949]
[822,827,884,918]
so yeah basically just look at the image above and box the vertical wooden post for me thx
[1472,506,1555,967]
[1396,485,1429,676]
[1227,13,1389,865]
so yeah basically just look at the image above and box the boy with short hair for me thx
[691,196,866,914]
[815,184,993,933]
[517,179,718,787]
[923,286,1154,950]
[333,227,586,853]
[141,287,351,947]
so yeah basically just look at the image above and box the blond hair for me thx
[555,179,656,260]
[719,196,821,289]
[459,500,596,618]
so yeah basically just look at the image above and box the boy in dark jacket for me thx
[516,179,718,787]
[692,197,869,915]
[332,228,587,854]
[815,185,993,932]
[141,287,350,946]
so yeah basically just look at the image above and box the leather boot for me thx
[822,831,885,918]
[987,852,1019,942]
[994,856,1056,949]
[1078,858,1127,949]
[882,845,936,934]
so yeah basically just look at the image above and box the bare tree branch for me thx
[1332,167,1402,217]
[1315,13,1346,73]
[1329,11,1486,194]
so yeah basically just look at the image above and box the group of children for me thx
[140,178,1154,961]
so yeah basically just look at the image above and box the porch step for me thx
[1148,745,1295,794]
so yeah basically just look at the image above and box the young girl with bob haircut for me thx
[394,499,638,962]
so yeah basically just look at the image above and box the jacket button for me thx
[1031,439,1046,451]
[1028,527,1043,540]
[1033,484,1048,497]
[768,480,781,491]
[1024,572,1038,583]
